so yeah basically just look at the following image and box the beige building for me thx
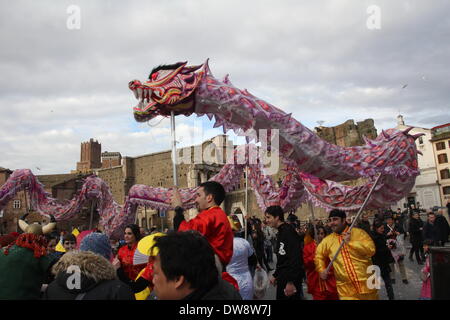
[431,123,450,206]
[392,115,441,210]
[0,118,379,233]
[83,118,378,230]
[314,118,377,147]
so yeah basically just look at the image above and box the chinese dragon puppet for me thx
[0,60,423,238]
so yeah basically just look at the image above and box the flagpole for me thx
[170,111,178,187]
[325,173,382,274]
[170,111,178,231]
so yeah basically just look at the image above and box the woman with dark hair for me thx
[114,224,146,283]
[251,221,271,272]
[371,220,395,300]
[419,239,434,300]
[303,225,338,300]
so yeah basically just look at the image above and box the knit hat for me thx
[80,233,112,260]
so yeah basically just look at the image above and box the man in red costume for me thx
[303,225,338,300]
[171,181,233,269]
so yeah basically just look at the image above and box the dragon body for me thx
[130,60,422,212]
[0,60,422,238]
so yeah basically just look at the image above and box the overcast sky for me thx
[1,0,449,175]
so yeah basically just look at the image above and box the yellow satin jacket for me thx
[315,226,378,299]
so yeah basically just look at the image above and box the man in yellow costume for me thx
[315,209,379,300]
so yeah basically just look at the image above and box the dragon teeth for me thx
[133,89,139,99]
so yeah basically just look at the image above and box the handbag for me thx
[253,265,269,299]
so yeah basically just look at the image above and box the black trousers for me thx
[276,278,303,300]
[381,268,395,300]
[409,241,424,263]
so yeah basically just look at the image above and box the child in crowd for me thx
[419,239,434,300]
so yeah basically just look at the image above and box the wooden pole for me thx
[89,200,95,230]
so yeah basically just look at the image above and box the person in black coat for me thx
[435,208,450,246]
[151,231,242,300]
[371,220,395,300]
[408,212,425,264]
[446,201,450,218]
[357,213,372,235]
[43,250,135,300]
[423,212,440,246]
[265,206,305,300]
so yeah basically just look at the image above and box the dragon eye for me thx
[151,72,159,80]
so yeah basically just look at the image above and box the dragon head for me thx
[129,61,207,122]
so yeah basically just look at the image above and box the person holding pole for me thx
[171,181,234,269]
[315,209,378,300]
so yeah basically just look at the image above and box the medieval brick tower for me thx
[75,138,102,173]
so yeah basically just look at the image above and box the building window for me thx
[436,142,446,151]
[13,200,21,209]
[441,169,450,180]
[419,136,423,145]
[443,186,450,195]
[438,153,448,164]
[448,140,450,148]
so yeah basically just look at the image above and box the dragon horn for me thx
[18,219,29,233]
[363,135,376,147]
[412,133,425,140]
[402,127,414,135]
[222,74,233,85]
[42,222,57,235]
[203,58,212,76]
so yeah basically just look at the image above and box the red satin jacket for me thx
[118,243,146,281]
[303,241,338,299]
[178,206,233,266]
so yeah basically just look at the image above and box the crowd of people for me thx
[0,180,448,300]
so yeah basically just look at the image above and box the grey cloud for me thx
[1,0,449,174]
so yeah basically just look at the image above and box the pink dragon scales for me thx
[129,60,423,213]
[0,60,423,238]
